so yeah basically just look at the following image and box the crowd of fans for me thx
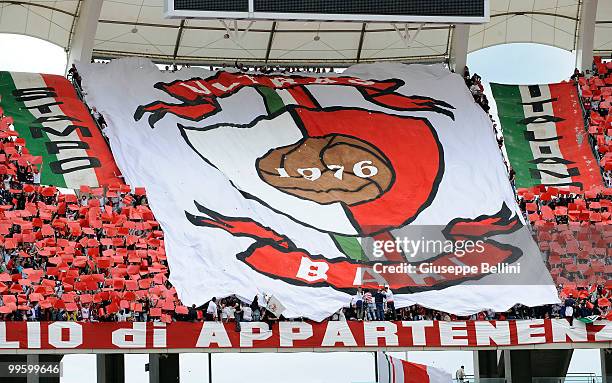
[462,66,511,174]
[463,67,491,114]
[578,57,612,187]
[517,186,611,285]
[510,61,611,288]
[0,108,183,322]
[90,59,339,75]
[161,61,337,74]
[0,60,609,326]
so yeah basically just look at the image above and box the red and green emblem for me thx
[136,72,522,293]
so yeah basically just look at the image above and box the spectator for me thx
[251,296,261,321]
[374,287,386,321]
[206,297,218,321]
[564,294,576,327]
[353,287,364,321]
[187,304,197,322]
[384,285,396,320]
[81,305,90,322]
[234,302,243,331]
[456,366,466,383]
[242,303,252,322]
[363,289,375,321]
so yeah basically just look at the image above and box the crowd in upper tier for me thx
[0,105,181,322]
[578,57,612,187]
[0,59,609,325]
[512,59,612,289]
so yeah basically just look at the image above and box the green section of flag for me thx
[0,72,66,187]
[577,315,599,324]
[257,86,285,115]
[333,234,368,261]
[490,83,538,188]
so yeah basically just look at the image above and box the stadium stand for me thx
[0,61,610,326]
[0,106,182,322]
[580,57,612,186]
[515,59,611,288]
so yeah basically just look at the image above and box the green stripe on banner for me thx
[490,83,537,188]
[333,234,368,261]
[0,72,67,187]
[257,86,285,115]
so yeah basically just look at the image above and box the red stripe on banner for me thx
[287,86,318,108]
[402,360,429,383]
[40,74,122,186]
[548,83,604,189]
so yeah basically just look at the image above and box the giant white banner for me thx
[78,59,559,321]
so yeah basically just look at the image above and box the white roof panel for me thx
[1,0,610,65]
[468,0,580,53]
[179,26,270,62]
[0,1,77,49]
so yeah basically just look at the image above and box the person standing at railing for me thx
[564,293,576,327]
[384,285,396,321]
[353,287,364,321]
[455,366,466,383]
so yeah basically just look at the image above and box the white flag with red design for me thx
[377,352,452,383]
[77,58,559,321]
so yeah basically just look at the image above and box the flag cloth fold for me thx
[377,352,452,383]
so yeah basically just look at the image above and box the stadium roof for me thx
[0,0,610,65]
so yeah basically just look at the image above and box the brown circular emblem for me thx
[257,134,394,205]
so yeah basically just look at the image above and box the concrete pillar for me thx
[473,351,480,383]
[67,0,103,67]
[148,354,180,383]
[26,355,39,383]
[97,354,125,383]
[602,349,612,383]
[450,24,470,74]
[575,0,598,73]
[503,351,513,383]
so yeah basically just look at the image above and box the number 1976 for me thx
[275,160,378,181]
